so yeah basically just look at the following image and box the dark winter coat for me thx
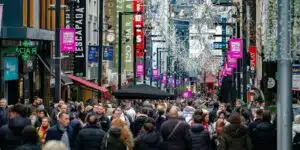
[190,123,211,150]
[99,115,111,132]
[134,131,162,150]
[0,107,8,127]
[15,143,41,150]
[75,124,105,150]
[45,124,74,149]
[156,115,167,131]
[101,128,128,150]
[248,121,276,150]
[160,119,192,150]
[218,124,252,150]
[0,116,31,150]
[133,114,148,137]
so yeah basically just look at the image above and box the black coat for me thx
[101,128,128,150]
[75,124,105,150]
[249,121,276,150]
[0,108,8,127]
[134,131,162,150]
[218,124,252,150]
[45,124,74,149]
[99,115,110,132]
[160,119,192,150]
[15,143,41,150]
[190,124,211,150]
[0,116,31,150]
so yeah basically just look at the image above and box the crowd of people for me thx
[0,96,298,150]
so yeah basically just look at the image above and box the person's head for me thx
[87,114,98,125]
[255,109,264,120]
[43,140,68,150]
[157,105,165,116]
[59,104,68,113]
[141,107,149,116]
[33,96,42,105]
[22,126,39,144]
[193,115,202,123]
[0,98,7,108]
[228,112,241,124]
[235,100,242,108]
[112,107,123,119]
[203,113,210,123]
[111,119,134,149]
[96,105,106,115]
[58,100,65,106]
[295,115,300,124]
[218,111,226,120]
[41,117,50,127]
[58,112,70,128]
[187,100,193,106]
[219,103,226,111]
[10,103,24,118]
[38,109,47,119]
[143,118,155,132]
[262,110,271,122]
[168,106,179,119]
[216,119,225,134]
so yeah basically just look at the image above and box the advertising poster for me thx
[103,46,114,61]
[88,46,99,63]
[60,28,76,53]
[229,38,243,58]
[4,57,18,81]
[136,63,144,77]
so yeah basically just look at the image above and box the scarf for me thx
[38,126,49,144]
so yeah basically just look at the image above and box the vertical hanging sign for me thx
[136,63,144,76]
[124,1,133,72]
[73,0,86,77]
[0,4,3,34]
[249,46,256,73]
[60,28,76,53]
[133,0,144,57]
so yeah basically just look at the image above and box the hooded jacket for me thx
[218,124,252,150]
[0,116,31,150]
[101,127,128,150]
[249,121,276,150]
[134,131,162,150]
[189,124,211,150]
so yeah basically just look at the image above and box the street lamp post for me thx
[54,0,61,103]
[98,0,104,88]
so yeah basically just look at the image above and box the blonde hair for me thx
[111,119,134,150]
[43,140,67,150]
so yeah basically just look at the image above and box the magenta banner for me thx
[227,51,237,68]
[136,63,144,77]
[152,69,159,78]
[229,38,243,58]
[182,90,193,98]
[161,74,167,84]
[60,28,76,53]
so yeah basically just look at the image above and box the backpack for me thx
[293,133,300,150]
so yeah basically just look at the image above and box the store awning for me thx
[67,74,109,94]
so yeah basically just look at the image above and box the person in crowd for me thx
[293,114,300,149]
[133,107,149,137]
[50,100,65,125]
[209,102,219,122]
[188,109,203,125]
[75,114,105,150]
[69,107,83,139]
[155,105,167,131]
[202,113,214,138]
[134,118,162,150]
[29,107,39,126]
[189,114,210,150]
[249,110,276,150]
[43,140,68,150]
[211,119,226,150]
[46,112,74,150]
[37,117,50,145]
[160,106,191,150]
[0,103,31,150]
[111,107,132,127]
[35,109,50,128]
[217,112,252,150]
[217,103,230,118]
[248,109,264,137]
[181,100,196,122]
[101,119,134,150]
[123,100,136,120]
[94,105,111,132]
[0,98,8,127]
[30,96,45,110]
[232,100,249,115]
[16,126,41,150]
[212,112,229,133]
[52,104,68,125]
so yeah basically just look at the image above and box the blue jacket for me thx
[46,124,74,149]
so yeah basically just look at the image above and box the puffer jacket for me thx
[218,124,252,150]
[0,116,31,150]
[249,121,276,150]
[75,124,105,150]
[101,128,128,150]
[134,131,162,150]
[190,124,211,150]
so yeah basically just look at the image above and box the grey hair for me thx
[43,140,67,150]
[0,98,7,106]
[295,115,300,124]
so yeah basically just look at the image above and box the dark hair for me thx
[256,109,264,117]
[143,118,155,132]
[229,112,241,124]
[187,100,193,106]
[218,111,227,118]
[22,126,39,144]
[262,110,271,121]
[11,103,25,116]
[193,115,202,123]
[193,109,203,119]
[58,112,69,118]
